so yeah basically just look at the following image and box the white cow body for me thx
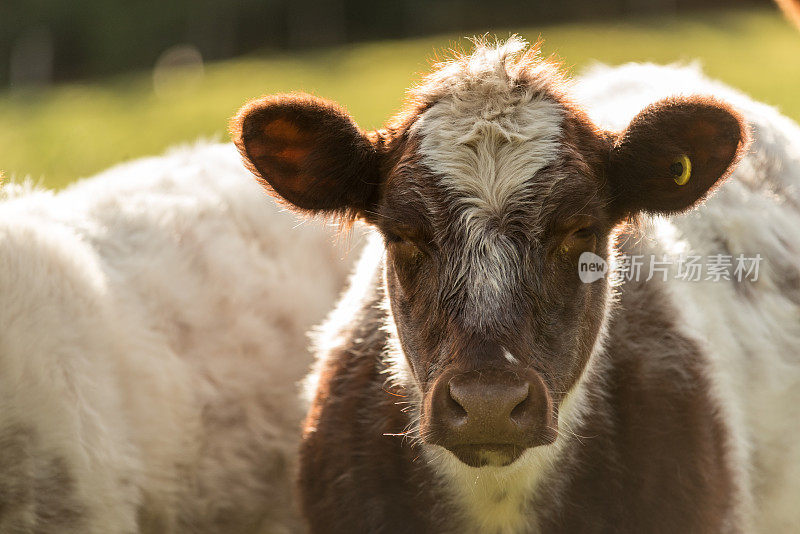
[0,143,355,532]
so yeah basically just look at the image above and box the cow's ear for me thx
[607,96,748,219]
[230,93,382,219]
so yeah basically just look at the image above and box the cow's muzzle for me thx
[421,368,557,467]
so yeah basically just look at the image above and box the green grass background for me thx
[1,6,799,189]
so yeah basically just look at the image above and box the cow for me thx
[0,142,357,532]
[232,37,800,533]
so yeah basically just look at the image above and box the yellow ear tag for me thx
[670,154,692,186]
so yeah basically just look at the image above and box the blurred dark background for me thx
[2,0,768,88]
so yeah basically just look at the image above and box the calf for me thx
[233,38,800,533]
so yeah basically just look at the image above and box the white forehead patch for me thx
[410,38,564,327]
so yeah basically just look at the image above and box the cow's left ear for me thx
[607,96,749,219]
[230,92,383,221]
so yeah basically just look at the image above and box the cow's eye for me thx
[384,226,429,258]
[388,237,426,293]
[393,239,422,259]
[558,225,597,256]
[385,231,424,261]
[572,227,595,240]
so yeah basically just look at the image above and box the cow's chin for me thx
[447,444,526,468]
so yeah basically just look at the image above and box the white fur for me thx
[0,142,356,532]
[411,38,564,328]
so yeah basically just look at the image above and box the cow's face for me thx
[232,39,747,467]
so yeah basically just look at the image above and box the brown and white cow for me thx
[232,38,800,533]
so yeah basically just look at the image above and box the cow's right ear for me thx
[230,93,382,218]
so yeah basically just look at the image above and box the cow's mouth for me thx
[448,443,526,467]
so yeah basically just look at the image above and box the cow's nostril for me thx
[510,391,530,423]
[446,388,468,420]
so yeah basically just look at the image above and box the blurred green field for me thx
[1,6,799,189]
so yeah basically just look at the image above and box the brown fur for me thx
[298,282,452,534]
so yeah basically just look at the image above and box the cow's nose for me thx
[424,368,556,466]
[447,376,530,436]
